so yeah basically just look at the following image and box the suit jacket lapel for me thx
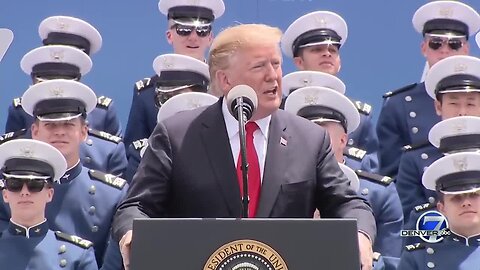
[200,99,242,216]
[256,111,289,217]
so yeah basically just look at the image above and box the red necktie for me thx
[236,122,261,218]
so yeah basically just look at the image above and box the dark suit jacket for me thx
[112,99,376,242]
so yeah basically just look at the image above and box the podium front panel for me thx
[131,218,360,270]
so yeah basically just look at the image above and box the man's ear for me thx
[434,100,443,116]
[293,56,304,70]
[215,69,230,96]
[166,30,173,45]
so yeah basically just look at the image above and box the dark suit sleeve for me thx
[112,122,172,242]
[315,131,376,242]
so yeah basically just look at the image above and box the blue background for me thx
[1,0,479,133]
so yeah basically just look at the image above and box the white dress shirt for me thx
[222,98,271,182]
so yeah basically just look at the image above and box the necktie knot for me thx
[245,122,259,136]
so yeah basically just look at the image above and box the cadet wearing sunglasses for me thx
[0,79,128,269]
[124,0,224,152]
[0,139,98,269]
[376,1,480,178]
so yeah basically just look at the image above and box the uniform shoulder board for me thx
[88,170,127,190]
[405,242,425,252]
[135,76,156,92]
[353,100,372,115]
[97,96,112,108]
[382,83,418,99]
[88,128,122,144]
[414,202,435,213]
[55,231,93,249]
[0,129,27,145]
[12,97,22,108]
[402,141,431,152]
[344,146,366,160]
[355,170,393,186]
[132,138,148,150]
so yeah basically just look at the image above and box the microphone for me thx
[226,85,258,122]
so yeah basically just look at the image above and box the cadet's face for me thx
[435,92,480,119]
[166,24,213,61]
[438,191,480,236]
[218,44,282,120]
[293,44,341,75]
[3,184,53,225]
[318,122,347,162]
[422,36,469,67]
[31,118,87,164]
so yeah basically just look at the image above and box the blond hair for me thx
[207,24,282,95]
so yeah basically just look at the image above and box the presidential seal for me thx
[204,239,288,270]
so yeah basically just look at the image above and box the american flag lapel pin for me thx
[280,137,288,146]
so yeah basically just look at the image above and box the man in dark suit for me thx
[112,23,376,270]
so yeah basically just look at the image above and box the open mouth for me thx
[186,45,199,49]
[263,86,278,95]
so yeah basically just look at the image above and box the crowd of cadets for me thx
[1,0,480,269]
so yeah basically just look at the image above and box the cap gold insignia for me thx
[20,147,34,158]
[50,51,64,62]
[314,17,328,28]
[452,120,467,133]
[50,87,64,97]
[454,63,468,73]
[439,7,453,18]
[162,57,174,69]
[55,20,69,31]
[187,98,202,109]
[299,75,312,87]
[453,156,468,171]
[304,94,318,105]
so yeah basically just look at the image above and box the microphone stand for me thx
[236,97,250,218]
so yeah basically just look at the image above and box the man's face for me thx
[438,191,480,236]
[293,44,341,75]
[435,92,480,119]
[318,121,347,162]
[3,181,53,225]
[166,23,213,61]
[422,35,469,67]
[218,44,283,120]
[31,118,87,162]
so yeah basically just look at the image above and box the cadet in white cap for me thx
[2,45,127,177]
[0,28,13,62]
[39,16,102,55]
[125,0,223,151]
[33,15,121,137]
[399,152,480,269]
[124,53,210,150]
[285,86,403,269]
[0,139,99,269]
[377,1,480,178]
[282,69,379,173]
[397,55,480,244]
[124,92,217,183]
[0,79,129,268]
[281,10,378,158]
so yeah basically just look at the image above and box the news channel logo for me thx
[401,210,450,243]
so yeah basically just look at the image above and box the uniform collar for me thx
[9,219,48,238]
[222,97,271,140]
[447,230,480,246]
[60,160,82,183]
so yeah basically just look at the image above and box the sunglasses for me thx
[173,24,212,37]
[4,178,49,193]
[428,37,464,51]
